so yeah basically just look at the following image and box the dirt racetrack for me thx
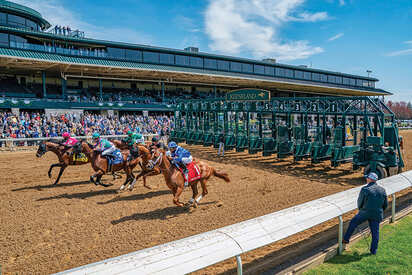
[1,131,411,274]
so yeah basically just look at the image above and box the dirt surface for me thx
[1,131,411,274]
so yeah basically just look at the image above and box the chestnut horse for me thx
[36,141,91,185]
[151,148,230,207]
[80,142,139,187]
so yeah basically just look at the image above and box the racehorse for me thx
[36,140,91,185]
[150,148,230,207]
[80,142,139,187]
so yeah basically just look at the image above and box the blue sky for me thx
[13,0,412,101]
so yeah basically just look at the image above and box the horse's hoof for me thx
[119,185,126,191]
[99,182,110,187]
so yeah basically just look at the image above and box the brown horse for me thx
[36,141,91,185]
[80,142,139,187]
[120,144,162,191]
[150,148,230,207]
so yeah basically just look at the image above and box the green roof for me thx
[0,47,390,95]
[0,0,51,29]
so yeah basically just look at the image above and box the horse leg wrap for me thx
[195,194,203,203]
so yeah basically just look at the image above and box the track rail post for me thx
[236,255,243,275]
[391,194,396,223]
[338,215,343,254]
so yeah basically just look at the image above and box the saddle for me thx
[176,162,201,185]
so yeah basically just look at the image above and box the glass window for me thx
[190,56,203,68]
[159,53,174,64]
[0,32,8,46]
[26,19,38,31]
[254,65,265,75]
[204,58,217,69]
[320,74,327,82]
[230,61,242,72]
[369,81,375,88]
[295,70,304,79]
[356,79,363,86]
[264,66,274,76]
[335,76,342,84]
[7,14,25,26]
[107,47,125,59]
[0,12,7,23]
[217,60,229,71]
[312,73,320,81]
[328,75,336,83]
[9,34,26,43]
[284,69,293,78]
[125,49,142,61]
[143,51,159,63]
[242,63,253,73]
[303,71,311,80]
[342,77,350,85]
[275,67,285,77]
[175,55,189,66]
[349,78,356,86]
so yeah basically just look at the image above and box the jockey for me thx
[168,141,191,183]
[92,132,116,159]
[124,130,134,145]
[62,132,78,147]
[127,132,145,147]
[150,136,165,150]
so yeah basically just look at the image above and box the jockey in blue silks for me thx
[168,141,192,183]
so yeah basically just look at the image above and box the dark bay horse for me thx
[36,141,90,185]
[151,148,230,207]
[81,142,139,187]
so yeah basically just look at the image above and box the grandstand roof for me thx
[0,0,51,30]
[0,47,390,97]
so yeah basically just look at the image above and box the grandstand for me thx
[0,0,390,116]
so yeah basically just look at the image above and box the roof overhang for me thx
[0,53,391,97]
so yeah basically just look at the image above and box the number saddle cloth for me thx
[178,162,201,184]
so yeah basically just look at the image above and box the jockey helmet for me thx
[152,136,159,142]
[136,133,143,139]
[62,132,70,139]
[127,130,133,136]
[92,132,100,139]
[168,141,177,149]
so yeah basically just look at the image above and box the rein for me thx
[149,152,163,169]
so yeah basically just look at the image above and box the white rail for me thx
[55,171,412,275]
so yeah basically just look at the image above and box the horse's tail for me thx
[213,168,230,182]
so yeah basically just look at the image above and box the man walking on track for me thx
[343,172,388,255]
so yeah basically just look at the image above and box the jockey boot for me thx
[180,162,189,187]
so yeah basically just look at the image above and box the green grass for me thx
[305,215,412,275]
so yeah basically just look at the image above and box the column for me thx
[61,77,66,99]
[42,71,47,98]
[99,79,103,100]
[214,86,217,98]
[161,82,165,102]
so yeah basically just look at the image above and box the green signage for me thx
[226,89,270,101]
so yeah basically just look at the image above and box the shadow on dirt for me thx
[98,189,171,205]
[111,201,217,224]
[12,180,91,191]
[36,188,118,201]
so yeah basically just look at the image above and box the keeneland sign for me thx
[226,89,270,101]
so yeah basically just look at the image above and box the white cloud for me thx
[328,32,344,41]
[404,40,412,44]
[204,0,327,61]
[386,48,412,57]
[12,0,154,45]
[339,0,345,6]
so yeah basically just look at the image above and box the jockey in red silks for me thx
[62,132,78,147]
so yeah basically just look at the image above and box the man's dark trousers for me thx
[344,213,380,254]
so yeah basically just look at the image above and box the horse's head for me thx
[36,141,47,157]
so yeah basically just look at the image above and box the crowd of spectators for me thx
[0,111,173,141]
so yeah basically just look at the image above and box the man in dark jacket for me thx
[343,172,388,254]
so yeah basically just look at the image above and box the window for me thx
[159,53,174,64]
[204,58,217,69]
[242,63,253,73]
[176,55,189,66]
[295,70,304,79]
[320,74,327,82]
[264,66,274,76]
[369,81,375,88]
[9,34,26,43]
[356,79,363,86]
[276,67,285,77]
[26,19,38,31]
[328,75,336,83]
[0,32,8,46]
[7,14,25,27]
[107,47,125,59]
[312,73,320,81]
[349,78,356,86]
[254,65,265,75]
[230,61,242,72]
[143,51,159,63]
[303,71,311,80]
[335,76,342,84]
[0,12,6,24]
[217,60,229,71]
[342,77,350,85]
[190,56,203,68]
[125,49,142,61]
[284,69,293,78]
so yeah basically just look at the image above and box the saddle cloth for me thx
[73,153,88,163]
[108,149,123,165]
[178,162,201,183]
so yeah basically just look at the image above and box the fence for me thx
[0,134,158,150]
[55,170,412,275]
